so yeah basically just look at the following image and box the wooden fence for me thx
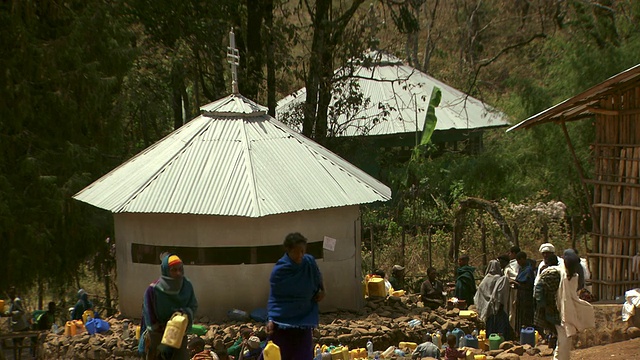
[589,86,640,300]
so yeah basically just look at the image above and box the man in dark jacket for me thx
[455,255,476,305]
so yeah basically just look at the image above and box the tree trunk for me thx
[421,0,439,73]
[171,61,185,129]
[304,0,364,141]
[245,0,264,101]
[104,268,112,316]
[314,51,332,145]
[303,0,331,138]
[264,0,275,117]
[451,197,514,262]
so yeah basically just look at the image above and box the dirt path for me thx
[521,338,640,359]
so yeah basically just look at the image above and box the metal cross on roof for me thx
[227,28,240,94]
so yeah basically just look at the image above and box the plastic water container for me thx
[75,320,85,334]
[65,321,76,336]
[122,320,130,339]
[367,277,386,297]
[399,341,417,351]
[330,346,349,360]
[135,325,141,340]
[263,341,281,360]
[432,332,441,348]
[463,334,478,349]
[161,312,188,349]
[459,310,477,319]
[452,328,465,347]
[465,349,475,360]
[489,333,504,350]
[477,332,486,350]
[191,324,207,336]
[366,340,374,357]
[82,309,94,324]
[474,355,487,360]
[520,327,536,346]
[348,349,358,359]
[381,346,395,358]
[227,308,250,321]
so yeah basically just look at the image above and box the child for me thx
[188,336,219,360]
[444,334,467,360]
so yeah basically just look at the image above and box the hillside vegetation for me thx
[1,0,639,306]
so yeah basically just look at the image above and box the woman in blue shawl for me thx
[139,253,198,360]
[71,289,93,320]
[264,232,325,360]
[512,251,535,335]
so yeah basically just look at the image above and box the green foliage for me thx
[1,0,639,304]
[0,0,135,292]
[419,86,441,146]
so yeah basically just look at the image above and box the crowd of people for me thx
[2,237,595,360]
[135,238,595,360]
[471,243,595,360]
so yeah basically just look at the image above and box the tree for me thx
[301,0,367,145]
[0,0,135,293]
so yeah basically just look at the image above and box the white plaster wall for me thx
[114,205,363,320]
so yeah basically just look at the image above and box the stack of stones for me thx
[37,294,639,359]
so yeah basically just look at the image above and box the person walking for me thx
[552,250,595,360]
[534,253,561,348]
[263,232,325,360]
[140,253,198,360]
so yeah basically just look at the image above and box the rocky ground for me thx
[18,294,640,359]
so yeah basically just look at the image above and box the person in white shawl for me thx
[475,256,513,340]
[504,246,521,330]
[553,249,595,360]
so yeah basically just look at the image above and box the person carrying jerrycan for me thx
[139,253,198,360]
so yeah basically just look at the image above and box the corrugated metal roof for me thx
[276,51,510,137]
[507,63,640,132]
[73,94,391,217]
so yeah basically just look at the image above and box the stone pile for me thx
[36,294,640,359]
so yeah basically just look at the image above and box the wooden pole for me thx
[370,226,375,271]
[428,225,433,268]
[561,121,600,234]
[401,229,406,267]
[481,218,487,271]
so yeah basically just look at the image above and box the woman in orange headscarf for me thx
[139,253,198,360]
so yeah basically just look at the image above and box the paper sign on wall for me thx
[323,236,337,251]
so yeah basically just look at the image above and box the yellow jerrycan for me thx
[263,340,281,360]
[65,321,76,336]
[161,312,189,349]
[82,309,94,324]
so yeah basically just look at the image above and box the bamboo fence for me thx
[590,85,640,300]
